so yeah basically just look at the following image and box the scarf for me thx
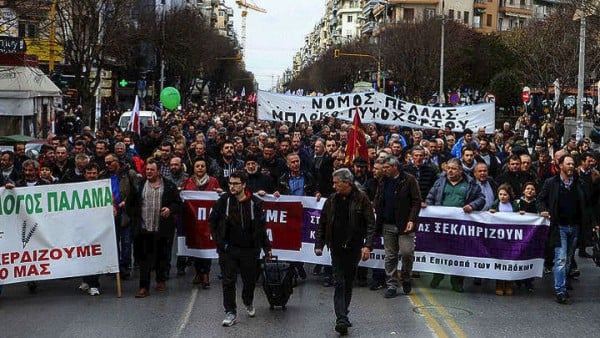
[193,174,210,190]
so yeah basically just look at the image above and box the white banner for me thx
[0,180,119,285]
[257,90,495,133]
[414,206,549,280]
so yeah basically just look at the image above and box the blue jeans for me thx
[116,225,132,272]
[553,225,578,295]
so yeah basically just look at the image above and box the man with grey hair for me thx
[315,168,376,335]
[375,156,421,298]
[61,154,91,183]
[424,158,485,292]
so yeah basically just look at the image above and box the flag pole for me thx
[116,272,122,298]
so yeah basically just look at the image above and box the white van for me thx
[118,110,158,131]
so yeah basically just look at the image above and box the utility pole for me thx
[439,0,445,105]
[576,0,586,141]
[379,1,388,93]
[49,0,58,73]
[160,0,166,92]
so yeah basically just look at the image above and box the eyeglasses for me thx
[105,160,115,165]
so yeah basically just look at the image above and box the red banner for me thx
[262,201,303,250]
[183,199,216,249]
[182,199,303,251]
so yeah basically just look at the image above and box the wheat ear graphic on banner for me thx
[21,220,38,249]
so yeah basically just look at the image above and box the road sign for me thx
[485,93,496,103]
[522,86,531,103]
[449,92,460,105]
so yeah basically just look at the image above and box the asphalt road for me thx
[0,256,598,338]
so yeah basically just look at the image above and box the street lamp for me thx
[160,0,166,92]
[378,0,388,93]
[49,0,58,72]
[439,0,445,105]
[575,0,586,141]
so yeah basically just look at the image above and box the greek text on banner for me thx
[0,180,120,285]
[179,192,548,280]
[257,90,495,133]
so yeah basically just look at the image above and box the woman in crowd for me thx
[489,184,520,296]
[180,157,222,288]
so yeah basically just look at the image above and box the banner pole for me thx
[116,272,122,298]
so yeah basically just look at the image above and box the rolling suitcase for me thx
[262,256,294,310]
[593,227,600,267]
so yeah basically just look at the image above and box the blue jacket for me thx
[450,137,479,158]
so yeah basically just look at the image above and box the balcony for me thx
[361,21,379,35]
[388,0,438,4]
[499,1,533,16]
[474,0,486,10]
[363,0,379,16]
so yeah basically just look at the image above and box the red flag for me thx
[344,111,368,167]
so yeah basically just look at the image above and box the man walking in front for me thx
[537,154,593,304]
[209,171,272,327]
[133,159,181,298]
[376,156,421,298]
[315,168,376,335]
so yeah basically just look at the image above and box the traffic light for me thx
[50,72,71,91]
[334,49,340,58]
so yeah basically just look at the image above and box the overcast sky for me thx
[224,0,327,91]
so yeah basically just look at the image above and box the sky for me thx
[224,0,328,91]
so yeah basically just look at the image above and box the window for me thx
[457,11,461,20]
[473,15,481,28]
[486,14,492,27]
[425,8,436,20]
[448,9,454,19]
[498,18,504,31]
[347,15,353,23]
[464,11,469,25]
[18,21,37,38]
[403,8,414,22]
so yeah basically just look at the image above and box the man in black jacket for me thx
[315,168,376,335]
[133,159,181,298]
[537,154,594,304]
[209,171,272,327]
[376,156,421,298]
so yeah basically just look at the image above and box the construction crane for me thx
[235,0,266,59]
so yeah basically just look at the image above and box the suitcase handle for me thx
[264,255,280,265]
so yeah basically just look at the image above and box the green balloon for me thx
[160,87,181,110]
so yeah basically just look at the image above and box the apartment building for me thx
[297,0,556,64]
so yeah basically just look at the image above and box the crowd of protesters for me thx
[1,96,598,314]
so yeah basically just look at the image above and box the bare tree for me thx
[503,5,600,99]
[54,0,135,128]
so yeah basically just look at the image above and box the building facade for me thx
[288,0,558,81]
